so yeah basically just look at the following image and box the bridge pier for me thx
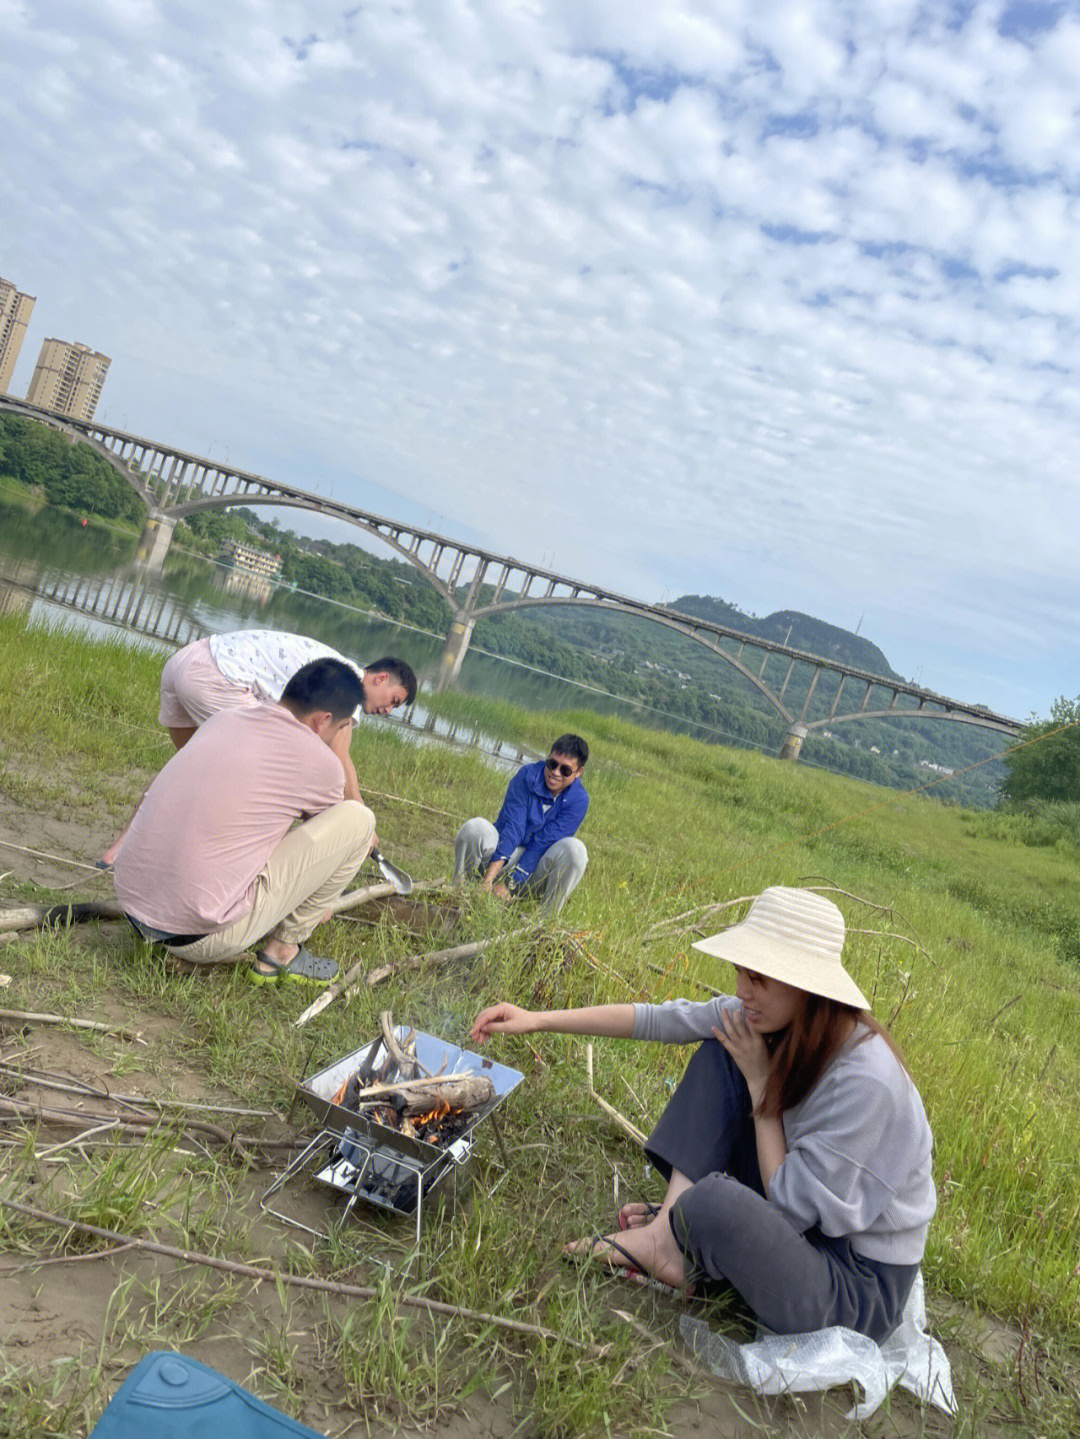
[0,580,33,618]
[0,557,40,616]
[432,616,475,692]
[135,511,177,573]
[778,723,808,762]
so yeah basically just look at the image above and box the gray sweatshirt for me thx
[633,995,936,1265]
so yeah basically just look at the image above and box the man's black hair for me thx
[551,733,589,767]
[281,658,364,721]
[364,656,418,705]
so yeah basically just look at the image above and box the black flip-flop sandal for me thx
[249,947,338,987]
[564,1234,695,1298]
[563,1235,646,1277]
[605,1233,697,1299]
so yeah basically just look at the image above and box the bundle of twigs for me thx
[640,894,756,945]
[294,925,537,1027]
[0,1063,299,1161]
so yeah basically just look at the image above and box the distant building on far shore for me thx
[218,537,283,578]
[26,338,111,420]
[0,276,35,393]
[216,538,282,603]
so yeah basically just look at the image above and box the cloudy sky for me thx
[2,1,1078,717]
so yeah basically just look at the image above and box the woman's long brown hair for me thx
[758,992,910,1119]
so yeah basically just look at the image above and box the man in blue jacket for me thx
[453,734,589,914]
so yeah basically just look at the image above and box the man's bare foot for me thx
[564,1219,688,1291]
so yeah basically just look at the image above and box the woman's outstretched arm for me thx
[470,1001,637,1044]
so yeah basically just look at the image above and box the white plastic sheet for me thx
[679,1270,957,1420]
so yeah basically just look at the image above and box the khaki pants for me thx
[171,801,375,965]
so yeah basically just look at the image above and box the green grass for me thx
[1,609,1079,1435]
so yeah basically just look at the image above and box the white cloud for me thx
[1,1,1079,716]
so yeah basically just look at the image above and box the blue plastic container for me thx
[89,1351,326,1438]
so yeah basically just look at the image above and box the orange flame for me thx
[412,1098,452,1126]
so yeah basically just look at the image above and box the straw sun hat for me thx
[691,886,870,1010]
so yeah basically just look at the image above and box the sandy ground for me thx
[0,789,998,1438]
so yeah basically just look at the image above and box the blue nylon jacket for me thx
[491,759,589,880]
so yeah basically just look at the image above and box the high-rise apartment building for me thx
[26,338,111,420]
[0,276,35,393]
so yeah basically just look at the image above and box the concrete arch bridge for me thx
[1,395,1022,759]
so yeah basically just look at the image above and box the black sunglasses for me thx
[545,756,577,778]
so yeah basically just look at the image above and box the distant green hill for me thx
[667,595,902,681]
[467,594,1005,805]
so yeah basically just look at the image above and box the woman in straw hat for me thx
[470,886,935,1340]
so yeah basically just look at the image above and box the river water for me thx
[0,494,721,766]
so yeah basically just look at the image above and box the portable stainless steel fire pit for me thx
[261,1027,524,1240]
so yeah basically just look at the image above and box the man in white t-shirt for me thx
[100,630,416,867]
[157,631,417,794]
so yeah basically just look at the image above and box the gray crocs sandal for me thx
[250,946,338,987]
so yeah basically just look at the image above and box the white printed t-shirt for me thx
[209,629,365,722]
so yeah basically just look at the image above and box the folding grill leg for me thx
[342,1144,377,1221]
[260,1132,330,1206]
[259,1131,346,1239]
[489,1110,511,1169]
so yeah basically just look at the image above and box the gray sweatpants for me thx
[648,1040,919,1341]
[452,817,587,915]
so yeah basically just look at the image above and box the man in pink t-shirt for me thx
[113,658,376,985]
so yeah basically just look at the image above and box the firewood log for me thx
[352,1073,494,1115]
[0,902,126,934]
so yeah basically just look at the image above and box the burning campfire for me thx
[274,1016,523,1234]
[328,1011,493,1152]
